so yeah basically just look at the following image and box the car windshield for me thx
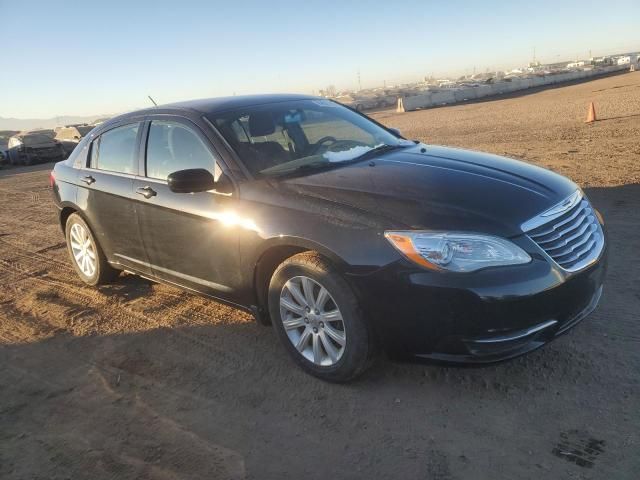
[22,134,54,146]
[209,99,412,178]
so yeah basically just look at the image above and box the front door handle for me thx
[81,175,95,185]
[136,186,157,199]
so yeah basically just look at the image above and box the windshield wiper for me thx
[353,143,405,161]
[267,160,335,178]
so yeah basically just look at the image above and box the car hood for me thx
[275,144,578,237]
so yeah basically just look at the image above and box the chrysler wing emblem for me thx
[521,190,583,232]
[541,190,582,217]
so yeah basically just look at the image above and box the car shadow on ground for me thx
[98,274,156,302]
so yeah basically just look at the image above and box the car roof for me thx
[164,93,317,113]
[105,93,319,125]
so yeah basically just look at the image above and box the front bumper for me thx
[350,240,607,364]
[12,146,63,163]
[424,283,602,363]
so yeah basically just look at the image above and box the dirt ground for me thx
[1,73,639,480]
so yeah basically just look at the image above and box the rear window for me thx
[89,123,139,174]
[66,134,93,167]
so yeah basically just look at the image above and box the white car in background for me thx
[7,131,65,165]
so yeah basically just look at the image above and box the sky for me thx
[1,0,638,118]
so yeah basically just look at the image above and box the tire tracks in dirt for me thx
[0,236,259,380]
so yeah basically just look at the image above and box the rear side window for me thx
[89,123,139,174]
[145,120,216,180]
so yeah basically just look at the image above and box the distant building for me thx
[617,55,639,66]
[437,79,456,88]
[566,61,585,69]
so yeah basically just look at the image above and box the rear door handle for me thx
[81,175,95,185]
[136,186,157,199]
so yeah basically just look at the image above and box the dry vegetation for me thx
[1,72,639,480]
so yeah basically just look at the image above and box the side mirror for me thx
[167,168,216,193]
[388,127,401,137]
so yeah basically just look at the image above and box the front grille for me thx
[526,195,604,272]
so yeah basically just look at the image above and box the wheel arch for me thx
[59,205,77,232]
[252,236,348,325]
[58,204,100,247]
[58,202,88,233]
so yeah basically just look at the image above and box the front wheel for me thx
[268,252,374,382]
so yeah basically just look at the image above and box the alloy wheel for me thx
[69,223,97,278]
[279,276,347,366]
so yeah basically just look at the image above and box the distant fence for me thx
[397,64,632,112]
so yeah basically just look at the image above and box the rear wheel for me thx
[268,252,374,382]
[65,213,119,286]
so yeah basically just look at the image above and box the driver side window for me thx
[146,120,217,180]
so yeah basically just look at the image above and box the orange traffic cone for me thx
[585,102,597,123]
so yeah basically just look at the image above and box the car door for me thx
[76,121,151,274]
[132,117,242,298]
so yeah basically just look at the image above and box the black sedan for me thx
[50,94,607,381]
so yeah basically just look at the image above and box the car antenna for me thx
[148,95,158,107]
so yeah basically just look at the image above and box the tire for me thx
[65,213,119,286]
[268,252,374,382]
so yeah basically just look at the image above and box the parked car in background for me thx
[0,150,7,165]
[8,131,65,165]
[55,124,95,158]
[333,94,397,111]
[51,94,607,382]
[28,129,56,139]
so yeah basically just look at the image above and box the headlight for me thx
[384,231,531,272]
[8,138,23,148]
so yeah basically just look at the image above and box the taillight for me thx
[49,171,56,188]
